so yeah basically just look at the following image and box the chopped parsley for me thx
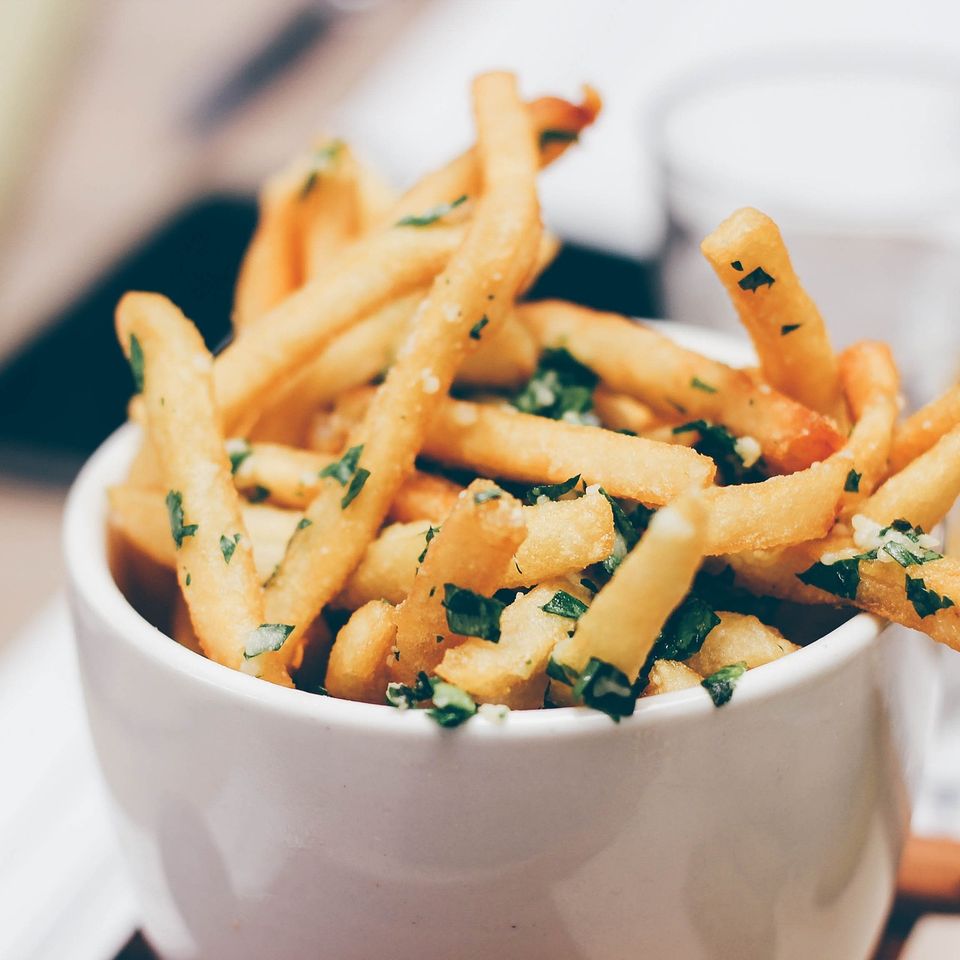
[874,519,942,567]
[341,467,370,508]
[243,623,294,659]
[738,266,775,292]
[906,576,955,618]
[320,444,369,508]
[797,550,876,600]
[672,420,764,485]
[541,590,589,619]
[165,491,198,549]
[730,260,743,271]
[473,488,502,504]
[219,533,240,564]
[844,469,861,493]
[513,347,598,422]
[185,572,191,586]
[296,517,312,531]
[702,661,748,707]
[580,577,599,594]
[546,657,579,686]
[599,488,654,575]
[469,316,489,340]
[428,680,477,727]
[418,525,440,564]
[523,474,581,504]
[226,438,252,475]
[690,376,717,394]
[442,584,505,642]
[781,323,802,335]
[654,594,719,662]
[128,334,145,392]
[539,128,579,148]
[299,140,344,198]
[396,194,468,227]
[246,485,270,503]
[573,657,637,722]
[386,671,434,709]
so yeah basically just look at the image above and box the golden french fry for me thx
[701,208,845,422]
[890,384,960,473]
[324,600,397,703]
[552,493,707,682]
[115,293,290,685]
[264,73,542,664]
[424,397,714,503]
[592,387,658,434]
[685,612,798,676]
[171,592,204,655]
[436,580,590,709]
[456,314,539,388]
[388,471,462,524]
[519,299,844,473]
[641,660,702,697]
[390,481,527,684]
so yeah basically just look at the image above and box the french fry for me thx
[436,580,590,709]
[264,72,542,664]
[324,600,397,703]
[388,471,462,524]
[519,300,844,473]
[108,484,300,582]
[334,492,616,609]
[456,314,539,388]
[552,493,707,682]
[171,592,203,655]
[858,425,960,533]
[890,384,960,473]
[424,397,714,503]
[390,481,527,684]
[641,660,702,697]
[700,207,845,422]
[685,612,799,676]
[215,224,463,431]
[115,293,290,685]
[592,387,658,434]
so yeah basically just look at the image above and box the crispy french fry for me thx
[890,384,960,473]
[436,580,590,709]
[641,659,702,697]
[264,73,542,663]
[424,397,714,503]
[685,612,798,676]
[390,481,527,684]
[215,225,463,431]
[334,492,616,609]
[519,300,844,473]
[456,314,538,388]
[324,599,397,703]
[552,493,707,682]
[700,207,845,422]
[115,293,290,685]
[388,471,462,524]
[592,387,658,434]
[171,592,204,655]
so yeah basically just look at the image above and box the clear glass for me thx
[652,51,960,405]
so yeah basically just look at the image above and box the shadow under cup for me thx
[65,323,941,960]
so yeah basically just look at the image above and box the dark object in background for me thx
[0,194,660,484]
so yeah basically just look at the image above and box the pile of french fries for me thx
[109,72,960,725]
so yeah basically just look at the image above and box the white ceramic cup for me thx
[65,325,940,960]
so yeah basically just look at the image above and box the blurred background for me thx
[6,0,960,956]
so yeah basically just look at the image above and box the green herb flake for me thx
[797,552,876,600]
[539,128,579,149]
[128,334,145,392]
[219,533,241,564]
[654,594,720,662]
[523,474,581,504]
[418,525,440,564]
[185,572,191,586]
[299,139,344,198]
[469,316,489,340]
[428,680,477,727]
[573,657,636,722]
[702,661,748,707]
[341,467,370,508]
[672,420,764,486]
[906,575,955,618]
[297,517,313,531]
[513,347,599,422]
[546,657,579,686]
[165,491,198,549]
[541,590,589,620]
[442,583,505,642]
[243,623,294,659]
[396,194,468,227]
[844,469,861,493]
[227,438,252,475]
[730,260,743,271]
[738,266,775,292]
[690,376,717,394]
[247,485,270,504]
[473,488,502,504]
[319,444,364,486]
[580,577,599,594]
[781,323,802,335]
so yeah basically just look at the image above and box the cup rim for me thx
[63,321,884,741]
